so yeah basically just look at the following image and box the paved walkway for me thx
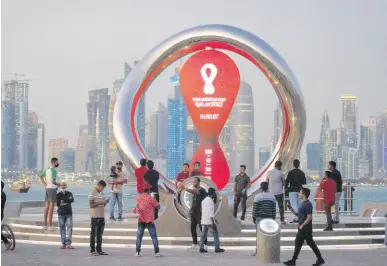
[1,243,386,266]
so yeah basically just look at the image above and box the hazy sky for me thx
[2,0,387,159]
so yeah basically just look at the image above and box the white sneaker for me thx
[186,244,198,250]
[47,226,56,231]
[204,245,208,250]
[135,252,140,257]
[43,226,48,230]
[155,252,163,257]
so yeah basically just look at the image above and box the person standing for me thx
[319,171,337,231]
[144,160,160,220]
[252,182,276,224]
[56,182,74,249]
[233,165,250,221]
[88,180,109,256]
[199,188,225,253]
[328,161,342,223]
[1,181,12,250]
[135,182,162,257]
[40,157,60,230]
[267,161,286,224]
[135,158,147,194]
[285,159,307,223]
[109,161,128,221]
[252,181,276,256]
[182,177,208,250]
[344,182,355,213]
[190,161,202,177]
[284,188,325,266]
[175,163,190,204]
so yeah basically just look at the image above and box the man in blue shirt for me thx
[284,188,325,266]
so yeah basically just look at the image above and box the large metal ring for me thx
[113,24,306,206]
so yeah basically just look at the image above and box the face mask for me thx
[117,167,122,171]
[60,188,66,193]
[55,163,59,168]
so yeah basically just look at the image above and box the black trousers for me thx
[190,214,207,245]
[153,193,160,220]
[1,211,8,243]
[90,218,105,252]
[292,228,322,261]
[233,195,247,218]
[275,194,285,221]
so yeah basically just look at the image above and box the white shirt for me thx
[201,197,215,225]
[266,168,285,195]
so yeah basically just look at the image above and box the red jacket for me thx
[176,171,189,182]
[135,166,148,193]
[320,178,337,205]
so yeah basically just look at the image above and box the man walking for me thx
[88,180,109,256]
[40,157,60,230]
[109,161,128,221]
[135,182,162,257]
[284,188,325,266]
[135,158,147,194]
[175,163,190,204]
[285,159,307,223]
[267,161,286,224]
[319,171,337,231]
[56,182,74,249]
[144,160,160,220]
[233,165,250,221]
[328,161,342,223]
[182,177,208,249]
[199,188,225,253]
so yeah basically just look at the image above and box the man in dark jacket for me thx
[328,161,342,223]
[56,182,74,249]
[285,159,307,223]
[1,181,12,250]
[144,160,160,220]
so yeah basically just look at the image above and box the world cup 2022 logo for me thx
[180,49,240,190]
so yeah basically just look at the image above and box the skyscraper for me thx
[109,62,132,166]
[87,88,110,173]
[167,67,187,178]
[186,116,199,162]
[360,117,377,177]
[27,112,38,170]
[60,148,76,173]
[48,138,69,161]
[230,81,255,177]
[376,110,387,177]
[219,116,232,169]
[3,80,29,169]
[340,95,357,148]
[157,103,168,156]
[75,126,88,173]
[148,110,159,157]
[258,147,270,169]
[306,143,320,171]
[1,101,14,168]
[319,109,330,178]
[37,124,45,171]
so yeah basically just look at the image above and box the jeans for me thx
[90,218,105,253]
[58,214,73,245]
[289,192,301,221]
[200,224,220,250]
[136,222,159,253]
[334,192,342,222]
[110,193,123,218]
[292,228,322,261]
[190,214,207,245]
[233,195,247,218]
[275,194,285,221]
[324,203,333,227]
[153,193,160,220]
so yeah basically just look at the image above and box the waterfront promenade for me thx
[2,243,387,266]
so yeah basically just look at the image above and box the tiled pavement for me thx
[1,243,387,266]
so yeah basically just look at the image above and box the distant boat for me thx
[9,172,31,193]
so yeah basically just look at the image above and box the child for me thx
[109,166,118,192]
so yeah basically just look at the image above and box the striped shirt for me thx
[252,191,276,223]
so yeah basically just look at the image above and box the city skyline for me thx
[2,0,387,152]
